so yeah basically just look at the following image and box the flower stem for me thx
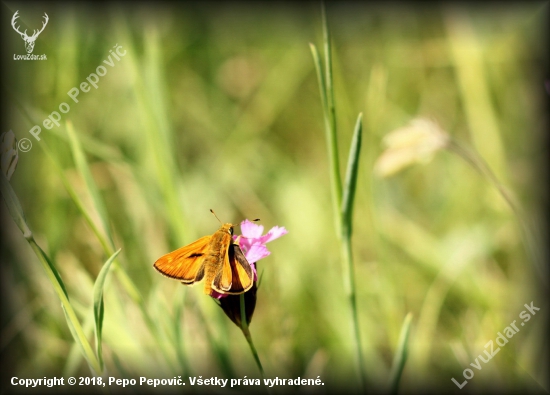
[239,294,265,379]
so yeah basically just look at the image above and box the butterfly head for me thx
[221,223,234,235]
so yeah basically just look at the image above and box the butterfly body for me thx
[202,224,233,295]
[154,223,254,295]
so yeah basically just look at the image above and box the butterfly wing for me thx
[153,236,210,284]
[212,242,253,294]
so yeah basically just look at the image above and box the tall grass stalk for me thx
[310,3,367,390]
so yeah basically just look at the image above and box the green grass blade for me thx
[322,2,338,170]
[65,120,114,248]
[309,43,329,123]
[311,1,343,233]
[93,248,122,371]
[341,113,363,237]
[321,2,342,213]
[388,312,413,394]
[309,39,342,235]
[63,316,94,377]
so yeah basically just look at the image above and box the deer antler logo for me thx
[11,10,49,54]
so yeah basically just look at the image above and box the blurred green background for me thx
[2,1,547,393]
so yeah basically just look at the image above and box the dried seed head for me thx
[374,118,449,177]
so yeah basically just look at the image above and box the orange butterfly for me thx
[153,211,255,295]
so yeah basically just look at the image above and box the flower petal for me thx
[257,226,288,244]
[240,220,264,238]
[250,261,258,281]
[211,290,225,299]
[245,244,270,264]
[237,236,254,253]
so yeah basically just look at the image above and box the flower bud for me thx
[217,281,257,329]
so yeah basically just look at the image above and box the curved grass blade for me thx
[388,312,413,394]
[312,1,343,223]
[309,43,329,128]
[341,113,363,238]
[93,248,122,371]
[63,316,94,377]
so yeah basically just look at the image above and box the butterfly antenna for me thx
[210,209,223,225]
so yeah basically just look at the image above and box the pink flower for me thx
[211,220,287,299]
[214,220,287,327]
[236,220,288,278]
